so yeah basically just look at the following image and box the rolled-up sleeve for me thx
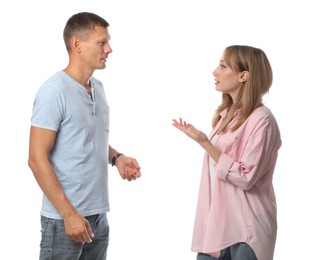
[215,113,281,190]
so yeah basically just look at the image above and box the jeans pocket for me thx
[40,216,54,248]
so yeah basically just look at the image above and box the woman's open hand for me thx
[172,117,209,143]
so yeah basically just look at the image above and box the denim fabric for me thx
[197,243,257,260]
[39,214,109,260]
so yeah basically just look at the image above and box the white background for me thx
[0,0,308,259]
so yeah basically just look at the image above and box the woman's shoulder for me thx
[251,105,275,119]
[248,105,280,132]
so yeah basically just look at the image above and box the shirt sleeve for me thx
[216,113,281,190]
[31,83,65,132]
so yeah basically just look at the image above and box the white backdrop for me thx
[1,0,308,259]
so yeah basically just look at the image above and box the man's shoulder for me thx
[39,71,71,92]
[43,71,67,85]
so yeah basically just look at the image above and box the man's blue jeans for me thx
[39,213,109,260]
[197,243,257,260]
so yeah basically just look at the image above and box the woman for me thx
[172,45,281,260]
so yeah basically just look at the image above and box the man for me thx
[28,12,141,260]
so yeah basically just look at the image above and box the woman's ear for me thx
[239,71,249,82]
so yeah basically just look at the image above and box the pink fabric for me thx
[191,106,281,260]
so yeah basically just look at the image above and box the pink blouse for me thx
[191,105,282,260]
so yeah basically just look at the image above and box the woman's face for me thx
[213,53,245,102]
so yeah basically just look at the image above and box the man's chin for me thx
[97,64,107,70]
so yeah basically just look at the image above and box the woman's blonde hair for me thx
[213,45,273,132]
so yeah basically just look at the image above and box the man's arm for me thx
[28,126,93,243]
[108,145,121,164]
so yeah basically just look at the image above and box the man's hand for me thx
[115,155,141,181]
[64,212,94,243]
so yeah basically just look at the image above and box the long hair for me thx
[212,45,273,132]
[63,12,109,53]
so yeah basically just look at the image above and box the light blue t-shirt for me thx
[31,71,110,219]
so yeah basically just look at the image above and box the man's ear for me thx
[239,71,249,82]
[71,37,81,53]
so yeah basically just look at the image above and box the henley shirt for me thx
[31,71,110,219]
